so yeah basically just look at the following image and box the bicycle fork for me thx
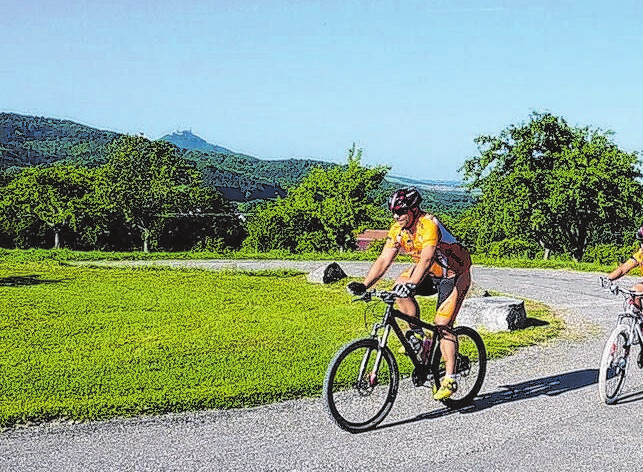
[613,315,642,368]
[359,324,392,387]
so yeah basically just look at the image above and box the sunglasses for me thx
[392,209,408,218]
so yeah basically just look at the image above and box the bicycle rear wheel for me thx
[599,324,631,404]
[431,325,487,408]
[323,338,399,433]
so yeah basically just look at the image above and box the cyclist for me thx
[602,227,643,295]
[347,187,472,400]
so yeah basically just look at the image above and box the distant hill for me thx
[379,174,473,217]
[0,112,118,171]
[0,113,473,212]
[159,130,233,155]
[163,130,468,194]
[385,174,464,192]
[0,114,332,201]
[158,129,335,200]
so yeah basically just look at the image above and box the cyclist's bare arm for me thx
[364,245,399,289]
[407,244,436,286]
[608,257,639,281]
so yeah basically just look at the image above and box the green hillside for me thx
[0,113,331,201]
[0,112,118,170]
[0,113,474,213]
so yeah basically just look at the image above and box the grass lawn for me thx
[0,261,563,428]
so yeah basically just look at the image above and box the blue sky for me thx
[2,1,642,181]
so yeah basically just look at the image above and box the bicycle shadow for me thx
[0,274,69,287]
[380,369,598,430]
[610,391,643,405]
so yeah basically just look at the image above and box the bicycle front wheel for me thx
[323,338,399,433]
[431,325,487,408]
[599,324,631,404]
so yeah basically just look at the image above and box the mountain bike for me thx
[323,288,487,433]
[598,278,643,404]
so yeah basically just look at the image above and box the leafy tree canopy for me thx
[0,164,97,248]
[244,145,390,253]
[99,135,222,252]
[460,111,642,260]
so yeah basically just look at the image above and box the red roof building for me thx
[355,229,389,251]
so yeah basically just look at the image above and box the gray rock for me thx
[457,296,527,332]
[307,262,347,284]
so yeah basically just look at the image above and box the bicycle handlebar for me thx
[599,276,643,297]
[353,289,399,303]
[613,286,643,297]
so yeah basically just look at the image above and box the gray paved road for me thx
[3,263,643,471]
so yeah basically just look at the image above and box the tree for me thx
[244,145,390,253]
[460,112,642,260]
[157,186,246,251]
[0,164,97,248]
[99,135,240,252]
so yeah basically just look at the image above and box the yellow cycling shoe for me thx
[434,377,458,401]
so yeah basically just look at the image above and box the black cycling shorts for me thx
[416,276,456,307]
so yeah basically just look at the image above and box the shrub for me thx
[365,237,387,256]
[482,239,542,259]
[582,244,634,265]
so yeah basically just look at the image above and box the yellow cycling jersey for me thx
[632,247,643,265]
[384,213,470,277]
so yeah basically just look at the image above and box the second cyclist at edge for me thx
[602,227,643,294]
[347,187,472,401]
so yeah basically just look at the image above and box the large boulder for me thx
[457,296,527,332]
[307,262,348,284]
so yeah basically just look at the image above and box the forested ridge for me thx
[0,112,469,208]
[0,112,332,201]
[0,113,118,169]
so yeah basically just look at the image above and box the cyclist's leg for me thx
[435,270,471,375]
[395,269,438,327]
[395,276,421,326]
[631,282,643,310]
[394,267,422,326]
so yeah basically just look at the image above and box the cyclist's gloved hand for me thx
[392,283,416,298]
[347,281,367,296]
[599,276,617,293]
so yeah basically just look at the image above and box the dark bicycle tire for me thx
[430,325,486,408]
[598,324,631,404]
[323,338,399,433]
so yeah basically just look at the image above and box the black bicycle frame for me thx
[376,300,442,379]
[617,311,643,346]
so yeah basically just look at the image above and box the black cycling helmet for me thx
[636,227,643,242]
[388,187,422,213]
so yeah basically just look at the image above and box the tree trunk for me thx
[54,229,60,249]
[539,240,550,260]
[142,228,150,253]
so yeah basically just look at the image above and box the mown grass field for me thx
[0,258,563,428]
